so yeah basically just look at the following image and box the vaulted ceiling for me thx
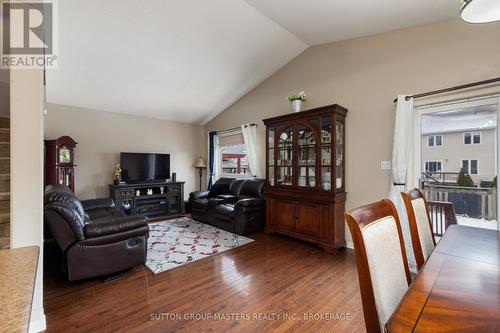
[46,0,460,124]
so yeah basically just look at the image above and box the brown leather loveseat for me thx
[44,185,149,281]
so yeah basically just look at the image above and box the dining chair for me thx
[401,188,436,270]
[345,199,412,333]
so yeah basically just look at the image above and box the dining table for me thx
[386,224,500,332]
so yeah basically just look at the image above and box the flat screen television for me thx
[120,152,170,183]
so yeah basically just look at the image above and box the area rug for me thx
[145,217,254,274]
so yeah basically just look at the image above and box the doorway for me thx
[414,96,499,231]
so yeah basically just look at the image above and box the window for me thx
[424,161,442,173]
[427,134,443,147]
[220,144,250,176]
[464,131,481,145]
[461,159,479,175]
[217,130,252,178]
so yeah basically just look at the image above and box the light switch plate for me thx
[381,160,392,170]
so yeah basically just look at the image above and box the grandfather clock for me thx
[45,136,77,192]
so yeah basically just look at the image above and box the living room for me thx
[2,1,500,332]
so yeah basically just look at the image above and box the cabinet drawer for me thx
[168,186,180,193]
[120,190,134,198]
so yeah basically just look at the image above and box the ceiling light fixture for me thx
[460,0,500,23]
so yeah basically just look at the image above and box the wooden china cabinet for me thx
[263,104,347,253]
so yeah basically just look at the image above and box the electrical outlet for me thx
[381,160,392,170]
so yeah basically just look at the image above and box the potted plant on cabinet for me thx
[288,91,307,112]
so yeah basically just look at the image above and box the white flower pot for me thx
[292,100,302,112]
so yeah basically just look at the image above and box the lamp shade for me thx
[461,0,500,23]
[195,156,207,168]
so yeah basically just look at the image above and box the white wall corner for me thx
[29,311,46,333]
[10,68,46,333]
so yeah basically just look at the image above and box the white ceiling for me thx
[246,0,459,45]
[47,0,460,124]
[46,0,307,124]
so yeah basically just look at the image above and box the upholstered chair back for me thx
[345,199,411,333]
[401,188,436,270]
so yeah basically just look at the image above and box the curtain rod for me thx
[393,77,500,103]
[217,123,257,134]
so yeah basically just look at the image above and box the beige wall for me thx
[44,104,206,200]
[422,129,496,184]
[206,19,500,210]
[10,68,46,332]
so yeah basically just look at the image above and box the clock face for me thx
[59,146,71,163]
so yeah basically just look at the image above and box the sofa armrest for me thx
[233,198,265,235]
[83,215,148,238]
[189,191,209,201]
[235,198,265,209]
[81,198,115,211]
[79,225,150,246]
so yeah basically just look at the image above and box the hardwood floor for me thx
[44,233,365,332]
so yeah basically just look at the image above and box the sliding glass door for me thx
[414,96,500,231]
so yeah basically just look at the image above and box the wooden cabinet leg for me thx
[264,227,275,234]
[320,244,345,254]
[320,245,336,254]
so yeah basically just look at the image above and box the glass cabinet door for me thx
[335,120,345,190]
[297,123,316,188]
[277,126,293,186]
[169,195,179,214]
[267,127,275,186]
[321,117,332,191]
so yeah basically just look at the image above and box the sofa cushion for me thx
[207,183,230,198]
[81,198,115,211]
[214,204,235,219]
[230,180,245,197]
[215,194,238,204]
[239,179,266,199]
[207,177,235,198]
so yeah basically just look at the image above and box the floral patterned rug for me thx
[145,217,254,274]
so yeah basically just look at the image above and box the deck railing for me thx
[423,184,497,221]
[421,172,460,185]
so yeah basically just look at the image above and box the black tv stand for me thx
[109,181,185,220]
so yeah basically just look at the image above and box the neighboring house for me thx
[421,106,497,185]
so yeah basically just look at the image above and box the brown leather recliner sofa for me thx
[189,177,266,235]
[44,185,149,281]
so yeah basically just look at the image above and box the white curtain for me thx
[388,95,417,273]
[241,124,263,178]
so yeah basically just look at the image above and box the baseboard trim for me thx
[346,241,354,249]
[29,313,46,333]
